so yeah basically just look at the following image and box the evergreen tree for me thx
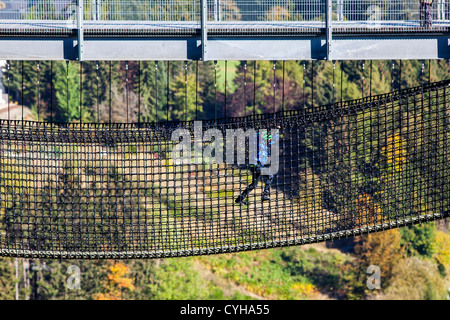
[80,61,110,122]
[198,61,223,120]
[53,61,82,122]
[170,70,203,121]
[138,61,168,122]
[6,61,37,110]
[401,223,437,258]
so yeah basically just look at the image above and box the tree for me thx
[434,231,450,275]
[79,61,111,122]
[229,60,302,117]
[170,72,203,121]
[198,61,223,120]
[94,262,135,300]
[381,257,448,300]
[400,223,437,258]
[354,229,404,286]
[0,258,15,300]
[220,0,242,21]
[5,61,38,111]
[266,6,290,21]
[139,61,168,122]
[53,61,82,122]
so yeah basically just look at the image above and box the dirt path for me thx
[0,104,33,120]
[193,260,268,300]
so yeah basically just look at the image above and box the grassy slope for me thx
[191,243,352,300]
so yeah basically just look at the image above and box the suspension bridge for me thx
[0,1,448,259]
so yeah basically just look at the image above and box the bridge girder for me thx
[0,34,448,61]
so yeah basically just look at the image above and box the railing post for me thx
[326,0,333,60]
[213,0,222,22]
[77,0,84,61]
[445,0,447,21]
[337,0,343,21]
[92,0,99,20]
[437,0,441,20]
[440,0,446,21]
[201,0,208,61]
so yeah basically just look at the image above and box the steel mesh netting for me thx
[0,80,449,259]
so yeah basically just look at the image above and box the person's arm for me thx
[269,131,280,146]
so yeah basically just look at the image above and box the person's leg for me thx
[261,175,274,201]
[426,3,433,28]
[236,167,261,204]
[420,3,426,27]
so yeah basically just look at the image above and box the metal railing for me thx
[0,0,76,20]
[334,0,447,21]
[0,0,449,32]
[83,0,200,21]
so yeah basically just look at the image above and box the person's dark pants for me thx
[420,3,433,28]
[238,165,274,200]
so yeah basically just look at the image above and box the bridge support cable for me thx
[77,0,84,62]
[326,0,333,60]
[201,0,208,62]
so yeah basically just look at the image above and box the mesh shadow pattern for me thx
[0,80,449,259]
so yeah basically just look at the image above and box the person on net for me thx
[235,130,279,206]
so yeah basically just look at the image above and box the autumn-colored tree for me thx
[354,229,403,285]
[266,6,290,21]
[380,257,448,300]
[94,262,135,300]
[382,133,408,172]
[220,0,242,21]
[229,60,307,117]
[355,194,383,228]
[434,231,450,276]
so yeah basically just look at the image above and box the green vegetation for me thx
[6,59,449,123]
[401,224,437,258]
